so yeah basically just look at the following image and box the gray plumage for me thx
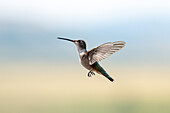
[88,41,126,65]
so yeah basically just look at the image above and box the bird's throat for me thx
[79,49,87,57]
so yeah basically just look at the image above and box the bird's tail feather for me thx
[102,72,114,82]
[98,66,114,82]
[91,62,114,82]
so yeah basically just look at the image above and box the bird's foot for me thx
[88,70,95,77]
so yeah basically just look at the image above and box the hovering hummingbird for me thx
[58,37,125,82]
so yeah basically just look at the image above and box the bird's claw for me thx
[88,70,95,77]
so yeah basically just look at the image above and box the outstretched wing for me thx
[87,41,126,65]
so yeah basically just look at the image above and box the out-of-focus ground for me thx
[0,63,170,113]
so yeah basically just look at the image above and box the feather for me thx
[87,41,126,65]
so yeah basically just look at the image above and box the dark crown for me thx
[77,40,86,49]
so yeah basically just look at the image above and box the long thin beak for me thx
[57,37,75,42]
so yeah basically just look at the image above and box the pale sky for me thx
[0,0,170,29]
[0,0,170,67]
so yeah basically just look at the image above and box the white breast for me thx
[79,49,87,58]
[80,52,86,57]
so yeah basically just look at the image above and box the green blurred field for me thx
[1,99,169,113]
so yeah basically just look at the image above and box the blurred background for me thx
[0,0,170,113]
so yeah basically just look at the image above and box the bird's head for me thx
[58,37,86,49]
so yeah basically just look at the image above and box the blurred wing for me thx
[88,41,126,65]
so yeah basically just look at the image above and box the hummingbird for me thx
[58,37,125,82]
